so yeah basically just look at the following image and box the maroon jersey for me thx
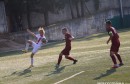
[108,27,120,44]
[65,33,72,47]
[61,33,72,55]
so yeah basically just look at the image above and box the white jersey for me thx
[35,34,46,47]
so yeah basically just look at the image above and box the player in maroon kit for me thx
[106,20,124,68]
[55,28,78,69]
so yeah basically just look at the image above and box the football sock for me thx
[116,54,122,63]
[58,56,62,65]
[110,55,117,65]
[25,43,29,51]
[66,56,75,61]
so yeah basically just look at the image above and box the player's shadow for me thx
[93,68,116,80]
[11,68,32,77]
[46,64,73,76]
[2,67,32,78]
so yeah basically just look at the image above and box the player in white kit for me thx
[22,27,47,68]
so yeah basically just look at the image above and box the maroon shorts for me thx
[110,42,120,52]
[61,46,71,55]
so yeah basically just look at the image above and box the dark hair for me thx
[62,28,68,31]
[106,20,112,25]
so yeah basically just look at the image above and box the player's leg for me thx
[57,53,63,66]
[56,48,66,67]
[29,42,39,68]
[55,53,63,69]
[110,51,118,68]
[115,52,124,66]
[65,55,78,64]
[29,53,35,68]
[115,44,124,66]
[110,45,119,68]
[22,40,32,53]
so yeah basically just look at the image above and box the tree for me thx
[80,0,85,17]
[70,0,86,18]
[5,0,25,32]
[56,0,80,19]
[69,0,75,19]
[25,0,31,29]
[57,0,75,19]
[73,0,80,18]
[93,0,100,11]
[80,0,90,17]
[30,0,57,26]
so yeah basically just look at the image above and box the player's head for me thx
[62,28,68,35]
[38,27,45,35]
[105,20,112,31]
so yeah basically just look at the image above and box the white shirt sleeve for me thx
[35,34,39,39]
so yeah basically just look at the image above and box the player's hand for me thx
[43,40,48,44]
[106,40,109,44]
[42,41,46,44]
[71,36,74,39]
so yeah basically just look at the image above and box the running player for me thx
[106,20,124,68]
[22,27,47,68]
[56,28,78,69]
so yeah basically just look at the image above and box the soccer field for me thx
[0,29,130,84]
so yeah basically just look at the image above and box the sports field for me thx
[0,28,130,84]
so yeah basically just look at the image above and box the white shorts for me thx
[31,41,41,54]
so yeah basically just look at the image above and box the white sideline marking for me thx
[54,71,85,84]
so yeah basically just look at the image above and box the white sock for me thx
[114,64,119,67]
[31,58,33,65]
[116,64,119,66]
[25,43,29,51]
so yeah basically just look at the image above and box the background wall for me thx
[22,0,130,28]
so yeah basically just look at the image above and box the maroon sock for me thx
[110,55,117,64]
[116,54,122,63]
[66,56,75,61]
[58,56,62,65]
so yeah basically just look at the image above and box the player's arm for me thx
[27,29,36,38]
[107,32,113,44]
[107,37,111,44]
[69,35,74,40]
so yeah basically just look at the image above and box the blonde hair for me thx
[38,27,45,34]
